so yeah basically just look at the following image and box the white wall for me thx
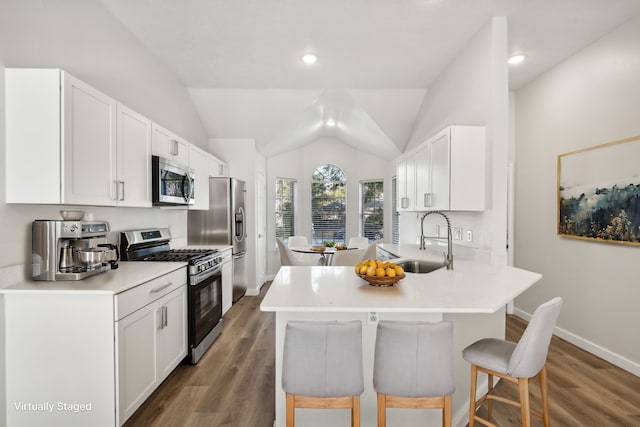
[514,15,640,375]
[399,18,509,263]
[0,0,208,272]
[266,138,391,276]
[209,138,267,293]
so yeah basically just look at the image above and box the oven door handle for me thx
[192,265,223,284]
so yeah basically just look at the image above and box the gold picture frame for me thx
[558,135,640,246]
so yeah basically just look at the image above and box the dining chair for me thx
[283,321,364,427]
[462,297,563,427]
[276,238,320,266]
[330,248,366,266]
[361,239,382,261]
[288,235,309,248]
[347,237,369,249]
[373,321,455,427]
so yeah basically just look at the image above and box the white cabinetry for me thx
[188,145,210,210]
[116,104,152,207]
[396,155,415,211]
[426,126,485,211]
[151,123,189,165]
[208,155,228,177]
[395,126,485,212]
[6,68,118,205]
[220,248,233,314]
[115,267,187,425]
[1,266,187,427]
[5,69,151,207]
[414,144,430,210]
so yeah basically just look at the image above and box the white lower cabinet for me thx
[0,266,187,427]
[115,269,187,425]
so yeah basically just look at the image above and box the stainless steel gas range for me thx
[120,228,223,364]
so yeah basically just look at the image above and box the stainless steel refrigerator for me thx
[188,177,247,302]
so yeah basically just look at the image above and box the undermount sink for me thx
[396,259,446,274]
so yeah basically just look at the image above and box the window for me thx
[275,178,296,243]
[311,164,346,244]
[360,180,384,242]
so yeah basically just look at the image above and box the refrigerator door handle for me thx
[235,207,245,242]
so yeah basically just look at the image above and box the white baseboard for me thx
[245,289,260,297]
[513,308,640,377]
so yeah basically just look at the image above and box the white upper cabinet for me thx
[5,69,122,206]
[396,155,416,212]
[427,126,486,211]
[5,69,153,207]
[188,144,210,210]
[208,154,228,177]
[62,73,118,206]
[116,104,152,207]
[414,144,430,210]
[395,125,486,212]
[151,123,189,166]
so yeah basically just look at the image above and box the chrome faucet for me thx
[419,210,453,270]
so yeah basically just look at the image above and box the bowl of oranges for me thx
[355,259,405,287]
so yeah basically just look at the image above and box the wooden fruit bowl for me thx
[357,273,405,287]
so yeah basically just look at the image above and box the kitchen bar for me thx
[261,256,542,427]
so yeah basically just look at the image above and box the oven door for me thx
[189,269,222,349]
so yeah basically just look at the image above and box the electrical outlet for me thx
[454,227,463,240]
[367,312,379,325]
[467,230,473,242]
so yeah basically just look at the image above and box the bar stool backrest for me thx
[508,297,563,378]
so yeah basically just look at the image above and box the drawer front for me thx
[115,267,186,320]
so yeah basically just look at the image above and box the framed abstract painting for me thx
[558,135,640,246]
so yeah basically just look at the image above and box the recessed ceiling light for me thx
[508,54,526,65]
[300,53,318,65]
[325,119,336,127]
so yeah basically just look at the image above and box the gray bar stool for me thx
[462,297,563,427]
[282,321,364,427]
[373,321,455,427]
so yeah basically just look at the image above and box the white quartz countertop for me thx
[261,261,542,314]
[0,261,187,295]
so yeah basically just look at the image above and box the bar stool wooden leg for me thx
[352,396,360,427]
[377,393,386,427]
[443,395,452,427]
[487,372,494,421]
[518,378,531,427]
[468,364,478,427]
[539,365,550,427]
[286,393,295,427]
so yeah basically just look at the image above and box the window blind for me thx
[275,178,296,243]
[360,180,384,242]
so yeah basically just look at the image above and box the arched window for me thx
[311,164,346,244]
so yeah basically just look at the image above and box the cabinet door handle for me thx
[171,139,179,155]
[150,282,173,294]
[163,306,168,328]
[218,164,224,176]
[119,181,125,201]
[425,193,433,207]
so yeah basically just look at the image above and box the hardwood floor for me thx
[126,285,640,427]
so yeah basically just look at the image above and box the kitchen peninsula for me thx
[261,253,542,427]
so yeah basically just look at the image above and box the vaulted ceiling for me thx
[100,0,640,157]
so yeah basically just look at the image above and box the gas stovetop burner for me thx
[137,249,219,263]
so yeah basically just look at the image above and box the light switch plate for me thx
[454,227,463,240]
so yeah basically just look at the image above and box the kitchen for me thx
[1,1,640,426]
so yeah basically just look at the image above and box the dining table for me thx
[290,246,358,265]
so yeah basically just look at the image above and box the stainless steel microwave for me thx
[152,155,195,206]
